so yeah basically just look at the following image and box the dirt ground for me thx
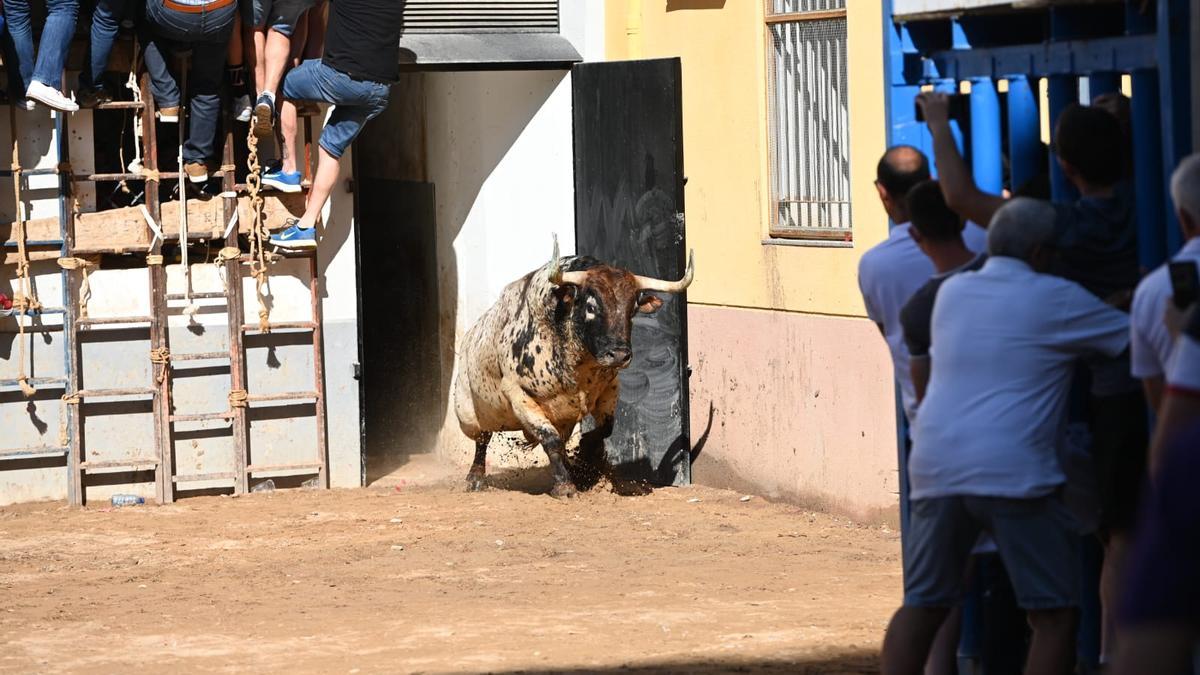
[0,467,901,674]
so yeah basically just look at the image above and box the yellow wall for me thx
[605,0,888,317]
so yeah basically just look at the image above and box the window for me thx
[765,0,851,241]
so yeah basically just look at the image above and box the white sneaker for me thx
[233,94,252,122]
[25,81,78,113]
[16,98,35,111]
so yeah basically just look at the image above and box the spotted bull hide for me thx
[453,238,694,498]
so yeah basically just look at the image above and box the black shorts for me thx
[1089,389,1149,532]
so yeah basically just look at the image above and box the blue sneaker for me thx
[270,220,317,249]
[262,167,302,193]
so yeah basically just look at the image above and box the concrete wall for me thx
[427,1,606,467]
[688,305,898,523]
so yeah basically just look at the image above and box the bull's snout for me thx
[599,345,633,368]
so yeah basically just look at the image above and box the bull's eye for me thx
[584,296,598,321]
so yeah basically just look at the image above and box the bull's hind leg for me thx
[465,432,492,492]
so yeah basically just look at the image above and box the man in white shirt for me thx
[1130,153,1200,410]
[858,147,987,426]
[881,199,1131,675]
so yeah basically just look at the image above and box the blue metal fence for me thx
[882,0,1193,670]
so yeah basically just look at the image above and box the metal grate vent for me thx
[766,1,851,238]
[401,0,559,34]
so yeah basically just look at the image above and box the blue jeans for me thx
[79,0,127,89]
[282,59,389,159]
[2,0,79,92]
[142,0,235,163]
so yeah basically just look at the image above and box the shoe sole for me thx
[262,179,302,193]
[253,103,273,137]
[187,174,209,184]
[26,92,78,113]
[236,111,252,123]
[158,115,179,123]
[270,239,317,249]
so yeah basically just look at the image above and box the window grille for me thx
[766,0,852,240]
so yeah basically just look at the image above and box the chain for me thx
[245,128,271,333]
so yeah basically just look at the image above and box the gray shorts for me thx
[904,495,1081,610]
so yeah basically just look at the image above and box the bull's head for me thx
[547,235,694,369]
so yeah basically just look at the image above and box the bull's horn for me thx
[548,234,588,286]
[633,250,695,293]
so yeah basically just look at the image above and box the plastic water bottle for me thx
[251,479,276,493]
[111,494,144,507]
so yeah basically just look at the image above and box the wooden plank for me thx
[173,472,236,482]
[79,458,160,471]
[3,193,306,253]
[246,462,322,473]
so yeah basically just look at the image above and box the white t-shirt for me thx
[1166,332,1200,395]
[858,222,986,423]
[910,257,1130,500]
[1130,238,1200,379]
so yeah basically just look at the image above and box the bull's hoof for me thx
[549,481,579,499]
[465,472,486,492]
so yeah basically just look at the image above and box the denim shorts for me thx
[243,0,313,34]
[282,59,390,159]
[904,495,1081,610]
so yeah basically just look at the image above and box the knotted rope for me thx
[58,393,81,446]
[228,389,249,408]
[149,346,171,384]
[245,127,272,333]
[10,108,39,397]
[56,256,99,319]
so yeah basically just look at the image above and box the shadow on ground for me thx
[468,649,878,674]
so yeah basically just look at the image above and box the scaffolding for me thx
[2,58,330,505]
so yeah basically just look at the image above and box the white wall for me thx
[425,0,606,464]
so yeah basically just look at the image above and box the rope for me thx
[140,167,160,182]
[149,346,171,384]
[215,246,242,263]
[245,127,272,333]
[56,256,99,319]
[10,105,40,397]
[58,393,81,446]
[228,389,249,408]
[146,254,164,265]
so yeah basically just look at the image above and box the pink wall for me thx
[688,304,900,523]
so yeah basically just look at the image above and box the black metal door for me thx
[572,58,690,486]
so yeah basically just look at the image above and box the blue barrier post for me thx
[1132,72,1169,268]
[1006,76,1042,193]
[969,77,1003,195]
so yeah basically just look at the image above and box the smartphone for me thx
[1169,260,1199,310]
[915,93,969,122]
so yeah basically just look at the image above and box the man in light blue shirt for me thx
[881,199,1130,675]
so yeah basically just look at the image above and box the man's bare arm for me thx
[917,93,1008,229]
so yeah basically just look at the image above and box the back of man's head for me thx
[987,198,1057,264]
[1170,153,1200,238]
[906,180,962,242]
[876,146,930,200]
[1053,104,1125,188]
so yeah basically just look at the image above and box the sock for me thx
[261,90,276,104]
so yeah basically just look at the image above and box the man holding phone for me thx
[1130,153,1200,411]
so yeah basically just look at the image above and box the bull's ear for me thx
[552,284,577,306]
[636,291,663,314]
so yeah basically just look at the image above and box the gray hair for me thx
[986,197,1058,262]
[1170,153,1200,223]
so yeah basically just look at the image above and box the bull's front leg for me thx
[574,380,618,490]
[465,432,492,491]
[503,382,578,499]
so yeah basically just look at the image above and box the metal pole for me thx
[969,77,1003,195]
[1132,71,1168,269]
[1006,75,1042,193]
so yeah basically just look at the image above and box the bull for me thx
[453,237,694,498]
